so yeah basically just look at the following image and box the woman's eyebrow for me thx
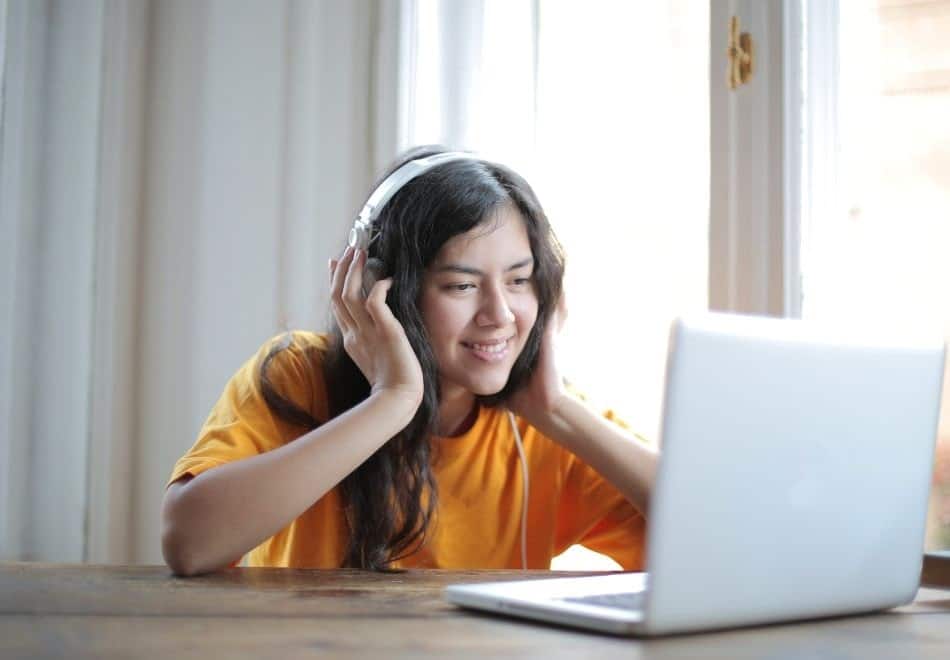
[433,257,534,276]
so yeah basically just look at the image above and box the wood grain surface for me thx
[2,563,949,659]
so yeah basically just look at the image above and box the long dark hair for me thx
[260,146,565,569]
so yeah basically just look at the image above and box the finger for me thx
[341,247,375,332]
[330,246,357,332]
[328,258,338,288]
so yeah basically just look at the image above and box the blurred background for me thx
[0,0,947,568]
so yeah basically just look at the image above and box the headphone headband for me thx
[348,151,479,250]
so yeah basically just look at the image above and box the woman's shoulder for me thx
[247,330,334,420]
[267,329,332,353]
[254,330,332,372]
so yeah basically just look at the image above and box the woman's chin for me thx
[468,384,504,397]
[440,361,516,398]
[464,375,511,397]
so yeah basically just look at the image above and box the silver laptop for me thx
[445,312,946,636]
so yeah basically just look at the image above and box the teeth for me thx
[468,339,508,353]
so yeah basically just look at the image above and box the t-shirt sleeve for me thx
[166,332,326,488]
[554,409,651,571]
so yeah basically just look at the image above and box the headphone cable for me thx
[507,409,529,570]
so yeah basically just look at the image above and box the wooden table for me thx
[2,563,949,659]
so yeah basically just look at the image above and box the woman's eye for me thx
[511,277,531,287]
[446,283,475,292]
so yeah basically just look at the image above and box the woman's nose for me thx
[476,286,516,327]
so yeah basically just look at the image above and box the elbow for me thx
[161,483,208,577]
[161,526,204,577]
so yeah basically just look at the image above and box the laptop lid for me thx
[642,313,946,635]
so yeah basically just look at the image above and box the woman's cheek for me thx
[515,295,540,329]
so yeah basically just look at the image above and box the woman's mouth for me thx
[461,337,512,363]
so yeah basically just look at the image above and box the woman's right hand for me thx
[329,246,424,413]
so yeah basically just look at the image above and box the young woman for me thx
[161,146,658,575]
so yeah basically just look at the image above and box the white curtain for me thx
[406,0,537,172]
[0,0,410,563]
[1,0,106,563]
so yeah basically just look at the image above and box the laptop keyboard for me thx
[560,591,645,610]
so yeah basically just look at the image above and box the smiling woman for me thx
[159,146,657,576]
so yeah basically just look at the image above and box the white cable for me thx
[507,409,529,570]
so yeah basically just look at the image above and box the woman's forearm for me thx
[536,393,658,515]
[160,390,418,576]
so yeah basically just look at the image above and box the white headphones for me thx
[348,151,480,251]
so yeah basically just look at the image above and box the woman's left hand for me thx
[508,290,569,428]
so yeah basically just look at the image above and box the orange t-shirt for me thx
[168,331,649,569]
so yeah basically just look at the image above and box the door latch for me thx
[727,15,754,90]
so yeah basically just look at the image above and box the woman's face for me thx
[419,204,539,399]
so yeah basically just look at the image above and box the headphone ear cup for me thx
[361,257,386,298]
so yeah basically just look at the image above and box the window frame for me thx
[708,0,805,319]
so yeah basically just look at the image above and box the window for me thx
[802,0,950,549]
